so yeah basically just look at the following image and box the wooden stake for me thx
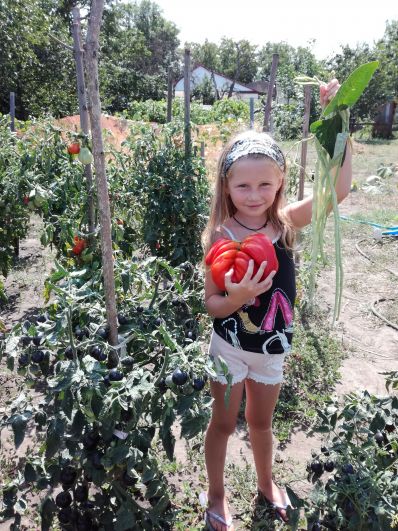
[72,7,96,239]
[250,97,254,129]
[263,53,279,132]
[167,67,173,123]
[184,48,191,161]
[9,92,15,132]
[85,0,118,353]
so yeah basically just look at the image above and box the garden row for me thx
[0,115,397,529]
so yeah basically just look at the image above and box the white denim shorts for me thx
[208,331,287,386]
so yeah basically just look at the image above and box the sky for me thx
[151,0,398,61]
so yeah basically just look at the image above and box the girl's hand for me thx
[224,260,276,307]
[320,78,340,110]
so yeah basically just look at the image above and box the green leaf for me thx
[45,417,64,458]
[115,506,136,531]
[24,462,37,483]
[322,61,379,116]
[11,414,28,448]
[310,114,343,159]
[160,427,175,461]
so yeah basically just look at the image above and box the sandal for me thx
[199,492,233,530]
[255,488,291,523]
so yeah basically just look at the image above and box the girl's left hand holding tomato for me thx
[320,78,340,110]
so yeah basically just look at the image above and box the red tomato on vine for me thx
[72,236,86,256]
[67,142,81,155]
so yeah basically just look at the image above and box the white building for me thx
[174,64,263,101]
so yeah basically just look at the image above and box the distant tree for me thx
[100,1,180,112]
[0,0,77,119]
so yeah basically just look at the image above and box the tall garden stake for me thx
[72,7,96,240]
[84,0,118,352]
[184,47,191,162]
[263,53,279,132]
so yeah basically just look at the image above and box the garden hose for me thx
[371,298,398,331]
[355,238,398,278]
[340,215,398,235]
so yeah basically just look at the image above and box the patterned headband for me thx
[223,135,286,177]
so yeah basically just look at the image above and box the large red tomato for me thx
[67,142,81,155]
[205,233,279,291]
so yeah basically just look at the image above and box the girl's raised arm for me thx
[281,79,353,230]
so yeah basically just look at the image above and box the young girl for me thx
[200,80,352,529]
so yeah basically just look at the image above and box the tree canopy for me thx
[0,0,396,121]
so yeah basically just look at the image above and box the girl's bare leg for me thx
[204,379,245,531]
[245,380,288,520]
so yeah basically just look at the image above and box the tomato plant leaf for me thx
[11,414,28,448]
[24,462,37,483]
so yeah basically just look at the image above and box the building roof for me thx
[174,64,262,94]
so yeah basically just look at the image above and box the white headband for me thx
[224,135,285,177]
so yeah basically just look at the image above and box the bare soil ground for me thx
[1,118,397,529]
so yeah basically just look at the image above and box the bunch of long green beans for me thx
[295,62,378,322]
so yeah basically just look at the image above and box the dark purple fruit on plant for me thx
[185,330,197,340]
[91,451,104,470]
[31,350,45,364]
[341,463,354,474]
[18,353,29,367]
[82,431,100,451]
[20,335,31,347]
[157,378,168,394]
[108,369,123,382]
[310,461,323,475]
[171,298,180,307]
[122,470,137,486]
[103,375,111,387]
[76,510,94,530]
[136,306,144,313]
[154,317,162,326]
[55,490,72,508]
[375,431,384,445]
[117,313,128,325]
[74,484,88,502]
[172,368,188,386]
[385,423,395,433]
[75,327,89,341]
[192,377,206,391]
[32,333,44,346]
[324,460,335,472]
[90,345,106,361]
[96,327,108,340]
[184,318,195,329]
[58,507,73,524]
[35,411,47,427]
[121,356,134,369]
[65,346,74,360]
[120,408,133,422]
[343,499,355,516]
[60,466,78,487]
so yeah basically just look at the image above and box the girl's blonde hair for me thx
[201,130,296,255]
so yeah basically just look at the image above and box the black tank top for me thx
[212,229,296,355]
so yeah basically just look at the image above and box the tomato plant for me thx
[119,121,210,266]
[0,255,212,529]
[287,379,398,529]
[0,117,31,294]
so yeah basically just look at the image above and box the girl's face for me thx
[226,157,282,220]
